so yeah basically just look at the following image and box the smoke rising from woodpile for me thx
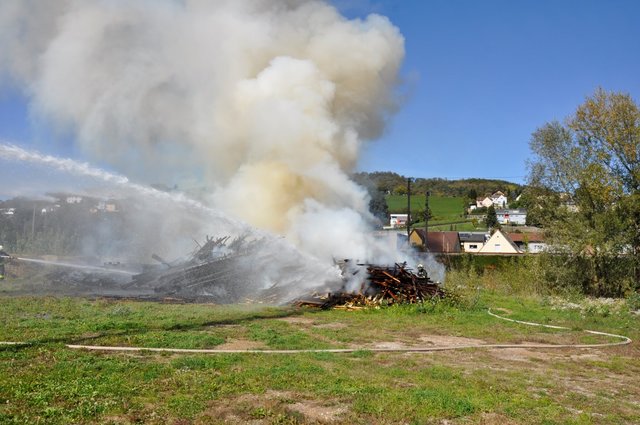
[0,1,407,280]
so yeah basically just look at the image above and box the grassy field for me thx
[1,290,639,424]
[386,195,465,220]
[385,195,481,229]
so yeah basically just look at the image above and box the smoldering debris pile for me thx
[10,236,448,307]
[295,263,447,310]
[127,240,447,308]
[126,235,272,303]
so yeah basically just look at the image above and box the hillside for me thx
[353,172,523,199]
[386,195,464,218]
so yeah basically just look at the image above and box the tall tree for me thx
[528,88,640,295]
[485,205,498,229]
[368,189,389,225]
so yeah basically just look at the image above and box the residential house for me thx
[409,230,461,253]
[66,196,83,204]
[496,209,527,225]
[477,230,521,254]
[491,191,508,208]
[389,214,408,228]
[476,191,508,208]
[476,196,493,208]
[458,232,488,253]
[95,200,119,213]
[508,233,546,253]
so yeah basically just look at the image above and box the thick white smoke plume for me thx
[1,1,408,280]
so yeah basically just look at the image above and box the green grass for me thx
[386,195,479,230]
[386,195,466,220]
[0,292,638,424]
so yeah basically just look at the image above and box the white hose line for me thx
[487,308,632,346]
[1,309,632,354]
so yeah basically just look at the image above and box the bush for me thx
[444,255,547,296]
[537,253,634,297]
[626,292,640,312]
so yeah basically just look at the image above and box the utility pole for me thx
[424,191,430,251]
[406,178,412,241]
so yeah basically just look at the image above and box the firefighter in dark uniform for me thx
[416,263,427,279]
[0,245,10,280]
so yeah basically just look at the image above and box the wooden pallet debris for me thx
[294,263,446,309]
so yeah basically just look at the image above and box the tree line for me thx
[352,172,523,200]
[524,88,639,296]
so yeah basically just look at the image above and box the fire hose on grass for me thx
[0,309,631,354]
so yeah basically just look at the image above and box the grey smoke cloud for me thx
[1,0,406,269]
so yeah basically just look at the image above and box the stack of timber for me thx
[295,263,446,309]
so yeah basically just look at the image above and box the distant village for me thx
[1,193,120,216]
[0,188,544,256]
[383,191,545,255]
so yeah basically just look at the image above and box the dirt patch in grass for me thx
[286,400,349,423]
[370,341,410,350]
[367,335,486,350]
[100,415,130,424]
[198,390,349,424]
[313,322,347,330]
[418,335,486,346]
[490,347,556,362]
[567,352,602,361]
[476,412,520,424]
[277,316,316,325]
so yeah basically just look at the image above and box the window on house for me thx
[469,244,477,249]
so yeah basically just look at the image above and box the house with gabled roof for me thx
[477,229,521,254]
[476,196,493,208]
[476,191,509,209]
[491,191,508,208]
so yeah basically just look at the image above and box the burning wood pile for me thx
[127,237,446,307]
[295,262,446,309]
